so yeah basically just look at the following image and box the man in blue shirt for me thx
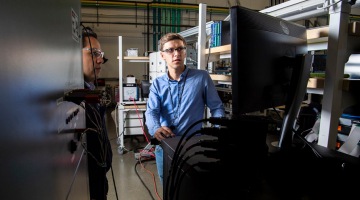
[145,33,225,186]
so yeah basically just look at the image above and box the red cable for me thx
[140,150,155,158]
[139,152,162,200]
[129,97,150,144]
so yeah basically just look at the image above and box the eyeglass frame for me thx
[161,46,187,55]
[82,48,104,58]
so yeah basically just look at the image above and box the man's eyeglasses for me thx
[162,46,186,54]
[83,48,104,58]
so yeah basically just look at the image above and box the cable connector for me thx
[203,150,220,159]
[197,161,221,171]
[199,139,219,149]
[209,117,229,126]
[64,89,101,105]
[200,127,223,137]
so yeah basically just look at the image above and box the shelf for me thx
[210,74,231,82]
[117,56,149,62]
[204,22,360,59]
[224,107,232,112]
[123,105,146,109]
[307,77,360,91]
[275,104,308,110]
[215,87,231,92]
[205,44,231,55]
[307,22,360,40]
[306,22,360,51]
[205,44,231,62]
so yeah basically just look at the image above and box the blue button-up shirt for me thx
[145,67,225,137]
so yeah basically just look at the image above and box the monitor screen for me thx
[230,6,308,116]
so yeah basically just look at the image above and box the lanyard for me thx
[167,70,189,130]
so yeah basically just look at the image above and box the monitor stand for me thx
[278,54,312,148]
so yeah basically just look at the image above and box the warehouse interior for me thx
[2,0,360,200]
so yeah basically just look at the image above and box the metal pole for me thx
[153,0,157,51]
[177,0,181,33]
[97,1,99,26]
[318,1,352,149]
[147,3,150,51]
[197,3,206,70]
[172,0,176,32]
[158,2,162,47]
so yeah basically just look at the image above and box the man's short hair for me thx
[159,33,187,51]
[82,27,98,47]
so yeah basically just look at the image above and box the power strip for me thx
[135,143,154,160]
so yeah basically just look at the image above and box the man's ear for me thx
[160,51,165,60]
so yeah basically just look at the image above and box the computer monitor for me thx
[230,6,311,147]
[141,80,151,99]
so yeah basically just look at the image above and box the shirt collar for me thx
[84,81,95,90]
[166,65,189,82]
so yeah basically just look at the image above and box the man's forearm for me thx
[145,111,162,136]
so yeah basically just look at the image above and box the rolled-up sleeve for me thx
[204,72,225,118]
[145,83,162,136]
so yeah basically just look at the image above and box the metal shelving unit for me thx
[193,1,360,150]
[117,36,148,154]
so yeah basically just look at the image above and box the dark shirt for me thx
[85,81,113,200]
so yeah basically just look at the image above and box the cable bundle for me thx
[165,118,226,200]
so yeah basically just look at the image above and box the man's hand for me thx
[154,126,175,141]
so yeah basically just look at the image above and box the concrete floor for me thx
[104,106,163,200]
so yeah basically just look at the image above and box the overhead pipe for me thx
[81,0,230,49]
[80,21,195,27]
[162,0,166,34]
[147,3,150,51]
[81,1,229,13]
[167,0,171,33]
[176,0,180,33]
[153,0,157,51]
[97,3,99,26]
[82,2,228,13]
[158,2,161,48]
[172,0,176,33]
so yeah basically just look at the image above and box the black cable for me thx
[172,152,203,198]
[175,163,199,200]
[165,118,208,199]
[66,149,85,200]
[173,143,201,177]
[79,101,113,198]
[170,131,220,199]
[272,106,283,120]
[110,166,119,200]
[81,25,99,90]
[271,106,323,158]
[171,144,201,195]
[170,130,202,196]
[292,129,322,158]
[135,161,156,200]
[298,128,314,149]
[168,130,202,198]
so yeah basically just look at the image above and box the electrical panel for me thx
[157,51,167,73]
[149,52,167,83]
[149,52,157,72]
[0,1,89,199]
